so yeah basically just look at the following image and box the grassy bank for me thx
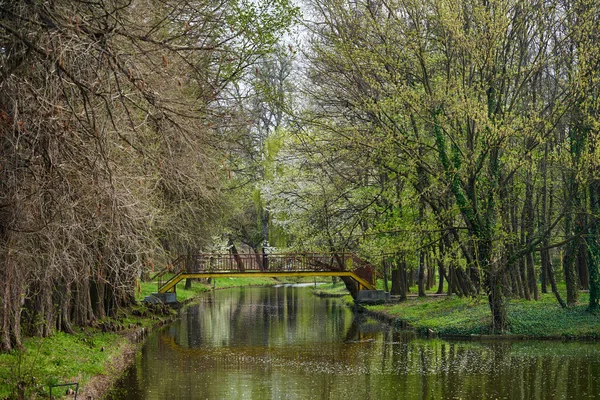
[368,291,600,338]
[0,330,122,399]
[316,282,600,339]
[0,302,176,399]
[312,281,351,297]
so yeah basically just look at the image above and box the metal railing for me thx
[156,252,376,290]
[50,382,78,399]
[179,252,352,272]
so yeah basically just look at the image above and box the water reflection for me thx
[109,286,600,399]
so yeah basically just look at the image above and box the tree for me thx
[223,46,297,261]
[0,0,298,351]
[265,0,600,331]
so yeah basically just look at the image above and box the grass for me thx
[137,280,211,303]
[0,298,185,400]
[0,329,127,399]
[367,295,491,335]
[313,281,350,297]
[213,276,289,288]
[366,290,600,338]
[507,292,600,338]
[316,280,600,338]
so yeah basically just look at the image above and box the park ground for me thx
[315,282,600,339]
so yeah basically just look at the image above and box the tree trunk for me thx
[543,245,566,308]
[262,247,269,271]
[523,170,538,300]
[540,250,548,294]
[436,241,445,295]
[446,265,454,296]
[480,232,508,332]
[587,179,600,311]
[60,282,75,334]
[562,164,581,305]
[91,279,106,320]
[511,259,524,298]
[252,246,264,271]
[0,278,10,352]
[228,236,245,271]
[577,239,589,290]
[563,237,580,306]
[382,259,389,292]
[418,250,426,297]
[426,251,435,290]
[1,247,25,350]
[391,257,408,301]
[340,276,358,299]
[519,258,531,300]
[485,260,508,332]
[391,268,401,296]
[526,252,538,300]
[74,275,93,326]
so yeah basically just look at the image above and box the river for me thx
[108,285,600,399]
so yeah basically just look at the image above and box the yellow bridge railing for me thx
[157,252,376,293]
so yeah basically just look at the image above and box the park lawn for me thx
[137,280,211,302]
[0,330,124,399]
[313,281,351,297]
[366,290,600,338]
[316,280,600,338]
[213,276,290,288]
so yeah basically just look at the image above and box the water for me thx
[108,286,600,399]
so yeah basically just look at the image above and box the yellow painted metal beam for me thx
[157,271,376,293]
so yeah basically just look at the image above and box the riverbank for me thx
[0,302,175,400]
[0,277,314,399]
[316,283,600,339]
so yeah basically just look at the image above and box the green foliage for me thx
[259,0,600,332]
[213,277,283,288]
[227,0,300,52]
[508,292,600,338]
[312,282,349,297]
[366,291,600,338]
[0,331,123,399]
[369,296,490,336]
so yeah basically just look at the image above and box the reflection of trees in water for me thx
[382,340,600,399]
[169,286,353,348]
[344,313,398,342]
[115,288,600,400]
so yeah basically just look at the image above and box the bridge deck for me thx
[156,253,377,293]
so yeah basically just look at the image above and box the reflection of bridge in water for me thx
[156,253,377,294]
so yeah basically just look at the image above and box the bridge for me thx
[154,252,377,296]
